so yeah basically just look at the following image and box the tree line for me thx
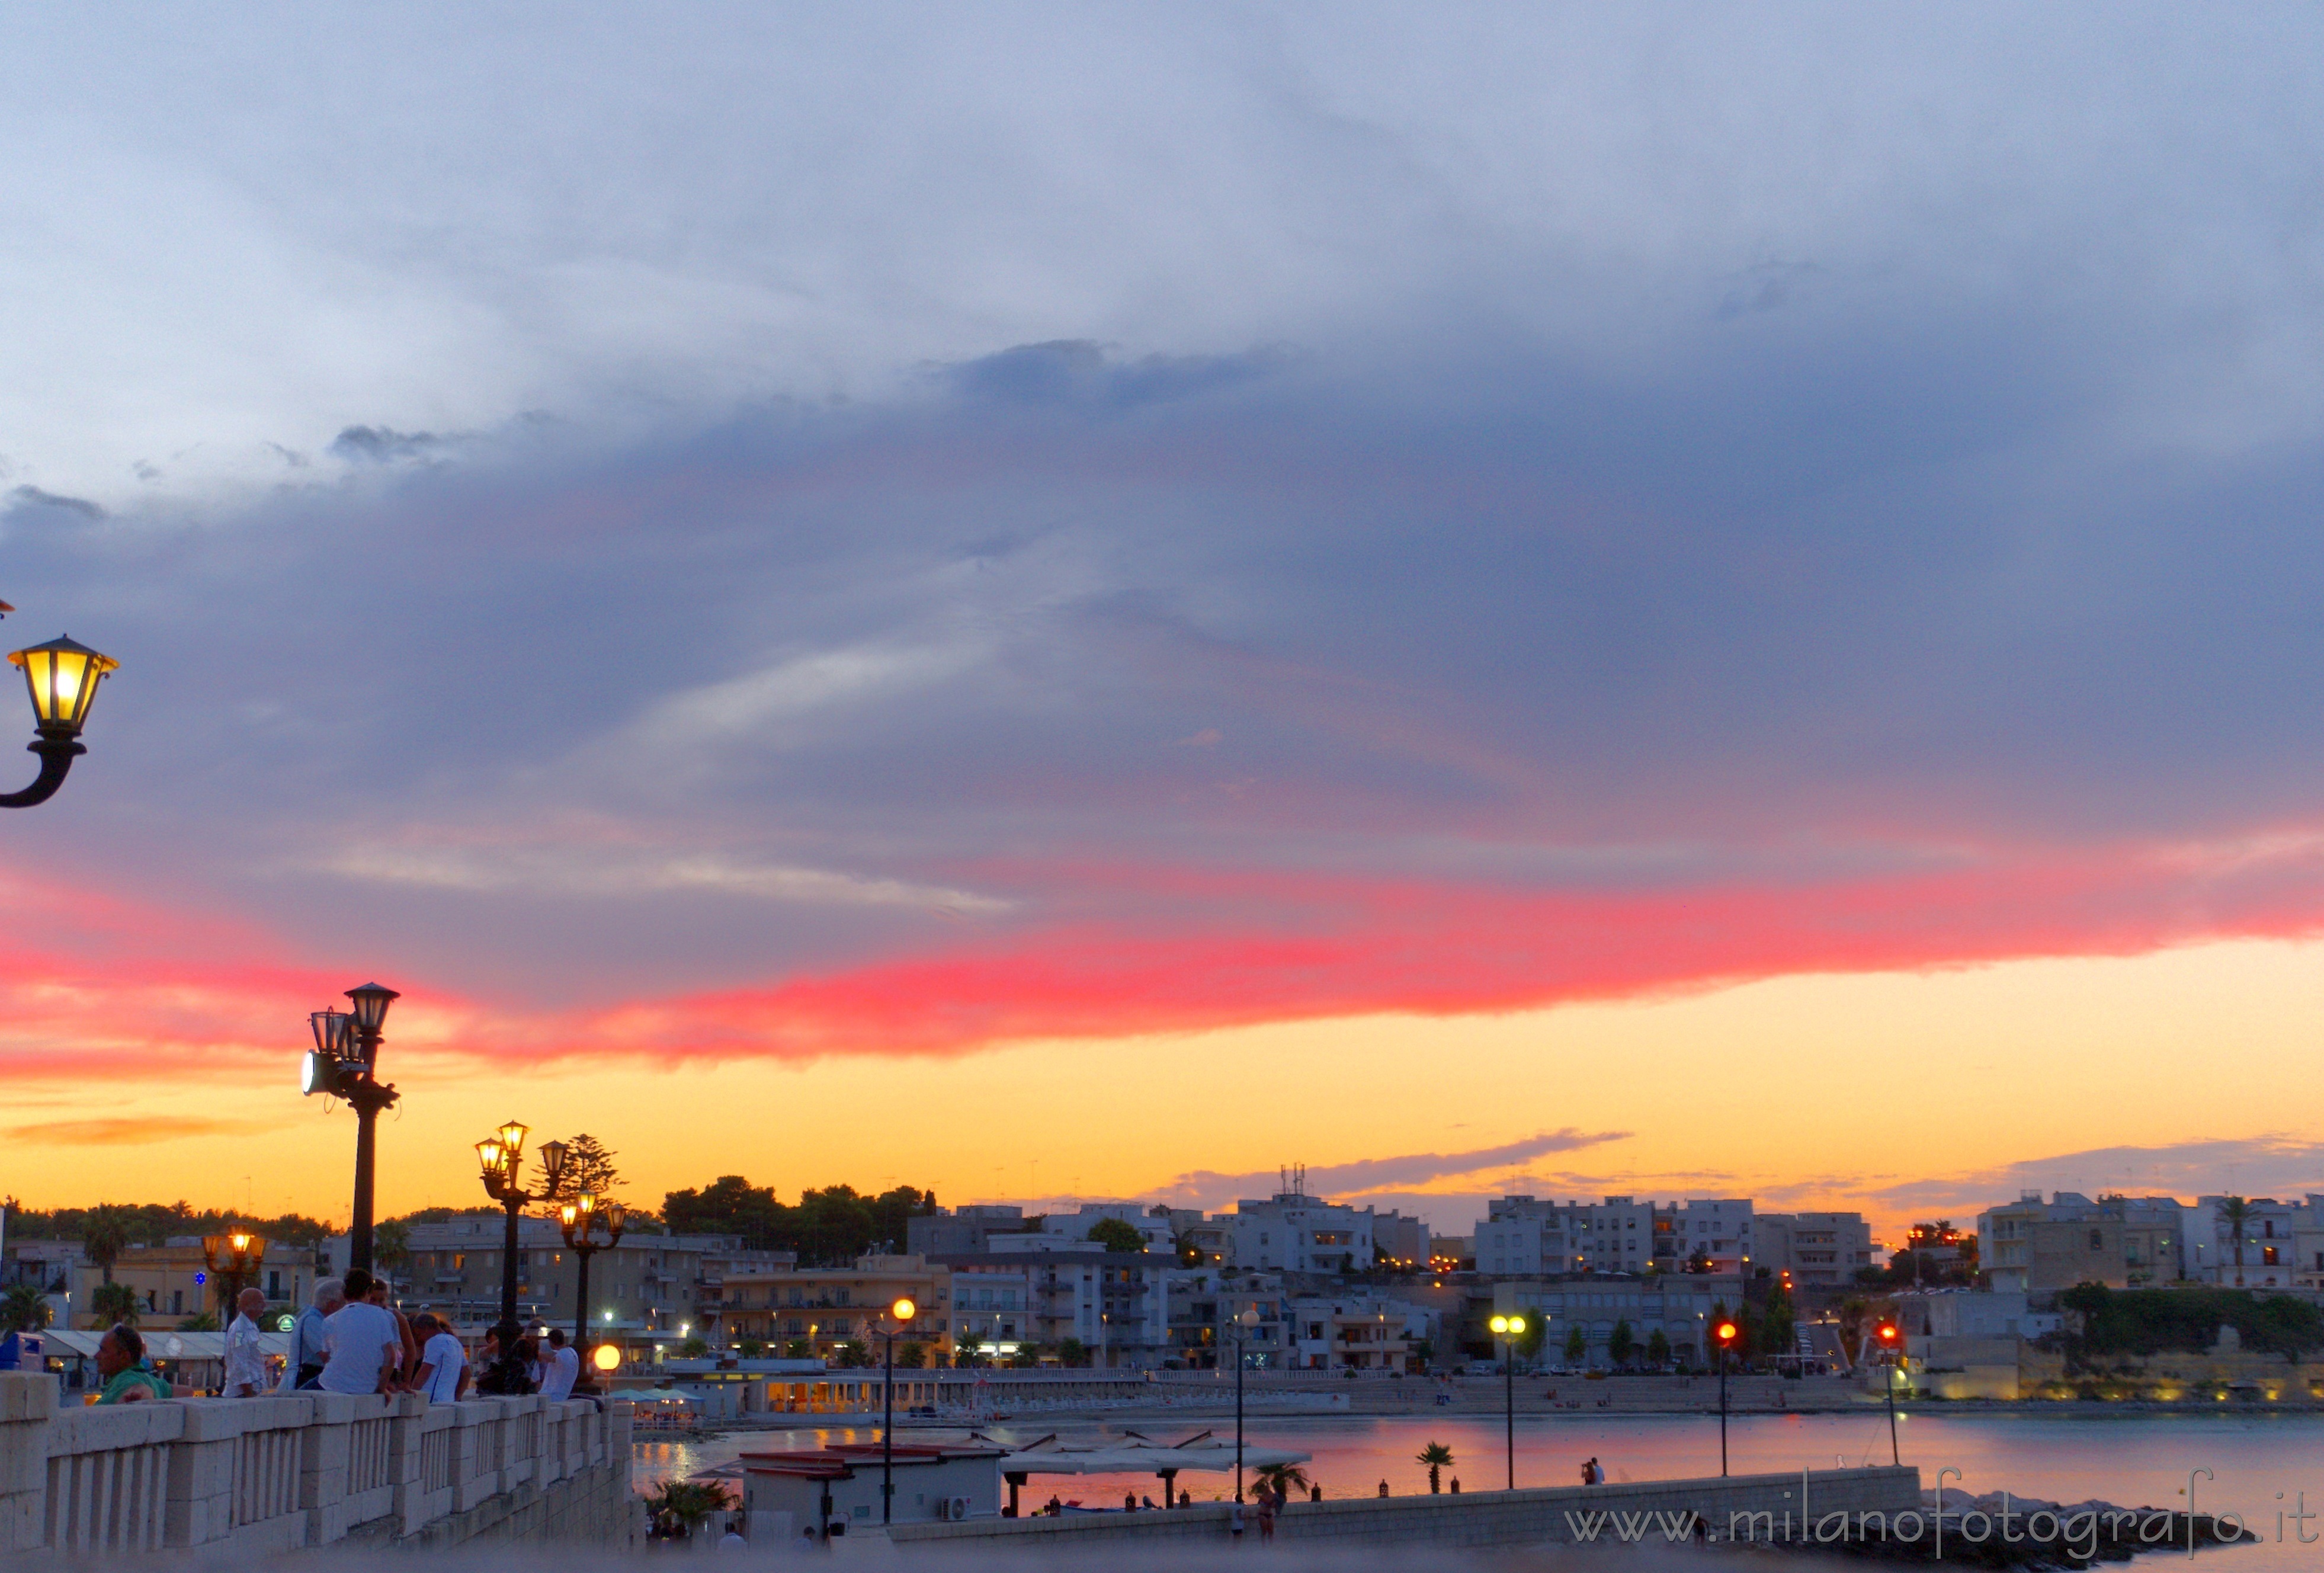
[659,1177,940,1264]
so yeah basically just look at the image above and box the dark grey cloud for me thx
[1162,1129,1631,1210]
[7,486,104,520]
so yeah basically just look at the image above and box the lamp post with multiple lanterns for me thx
[298,983,401,1274]
[877,1296,919,1525]
[1487,1312,1529,1489]
[559,1193,626,1386]
[200,1232,267,1328]
[0,632,116,808]
[476,1122,566,1352]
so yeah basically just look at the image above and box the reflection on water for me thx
[639,1411,2324,1567]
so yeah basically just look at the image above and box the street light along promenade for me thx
[299,983,401,1274]
[0,633,116,808]
[477,1122,566,1354]
[560,1193,626,1390]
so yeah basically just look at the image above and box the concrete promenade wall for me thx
[886,1466,1919,1551]
[0,1372,633,1562]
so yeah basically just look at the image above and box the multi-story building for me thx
[1981,1193,2183,1292]
[1036,1204,1178,1252]
[907,1206,1034,1257]
[1755,1213,1873,1287]
[1373,1212,1432,1271]
[2188,1195,2323,1289]
[1225,1188,1373,1276]
[392,1216,739,1339]
[70,1242,323,1329]
[712,1255,952,1359]
[1162,1268,1287,1369]
[943,1261,1032,1357]
[1490,1277,1732,1367]
[1473,1196,1762,1279]
[1284,1293,1433,1371]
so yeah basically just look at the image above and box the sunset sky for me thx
[5,8,2324,1243]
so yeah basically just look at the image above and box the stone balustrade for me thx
[0,1373,633,1561]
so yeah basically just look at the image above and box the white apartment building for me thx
[944,1261,1032,1356]
[1473,1196,1755,1277]
[1226,1191,1374,1275]
[1284,1294,1432,1372]
[1036,1204,1177,1252]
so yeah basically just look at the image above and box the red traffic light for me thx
[1713,1319,1740,1348]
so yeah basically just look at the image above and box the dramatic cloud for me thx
[0,7,2321,1116]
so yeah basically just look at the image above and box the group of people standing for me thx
[92,1266,586,1405]
[275,1268,585,1400]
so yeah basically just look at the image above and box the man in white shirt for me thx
[411,1313,467,1403]
[537,1327,580,1401]
[224,1287,270,1396]
[318,1268,401,1396]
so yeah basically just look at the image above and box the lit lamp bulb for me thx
[890,1297,917,1324]
[592,1344,622,1373]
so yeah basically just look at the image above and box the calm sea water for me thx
[639,1409,2324,1566]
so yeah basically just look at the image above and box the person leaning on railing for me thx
[94,1325,172,1404]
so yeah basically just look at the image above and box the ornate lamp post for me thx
[559,1193,625,1388]
[1873,1319,1903,1465]
[200,1232,267,1326]
[1487,1312,1528,1489]
[298,983,401,1273]
[476,1122,565,1352]
[0,633,117,808]
[877,1296,918,1524]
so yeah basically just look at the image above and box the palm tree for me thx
[649,1480,732,1539]
[0,1284,50,1334]
[83,1206,132,1285]
[1254,1462,1310,1502]
[88,1281,139,1328]
[1416,1441,1454,1494]
[2221,1197,2251,1287]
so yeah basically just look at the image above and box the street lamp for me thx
[1230,1304,1261,1502]
[0,634,116,808]
[879,1296,918,1525]
[560,1193,626,1388]
[476,1122,566,1354]
[200,1232,267,1328]
[1873,1320,1903,1465]
[1487,1313,1528,1489]
[1711,1316,1742,1477]
[298,982,401,1274]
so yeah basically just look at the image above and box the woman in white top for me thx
[411,1314,469,1403]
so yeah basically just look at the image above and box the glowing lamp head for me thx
[495,1120,530,1160]
[560,1202,581,1233]
[229,1232,250,1253]
[1876,1322,1900,1345]
[538,1139,569,1191]
[344,982,399,1036]
[576,1191,596,1216]
[299,1050,332,1097]
[8,635,116,737]
[1714,1320,1740,1348]
[890,1297,916,1324]
[476,1138,505,1184]
[592,1343,622,1373]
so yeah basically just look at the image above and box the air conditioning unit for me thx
[943,1497,972,1521]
